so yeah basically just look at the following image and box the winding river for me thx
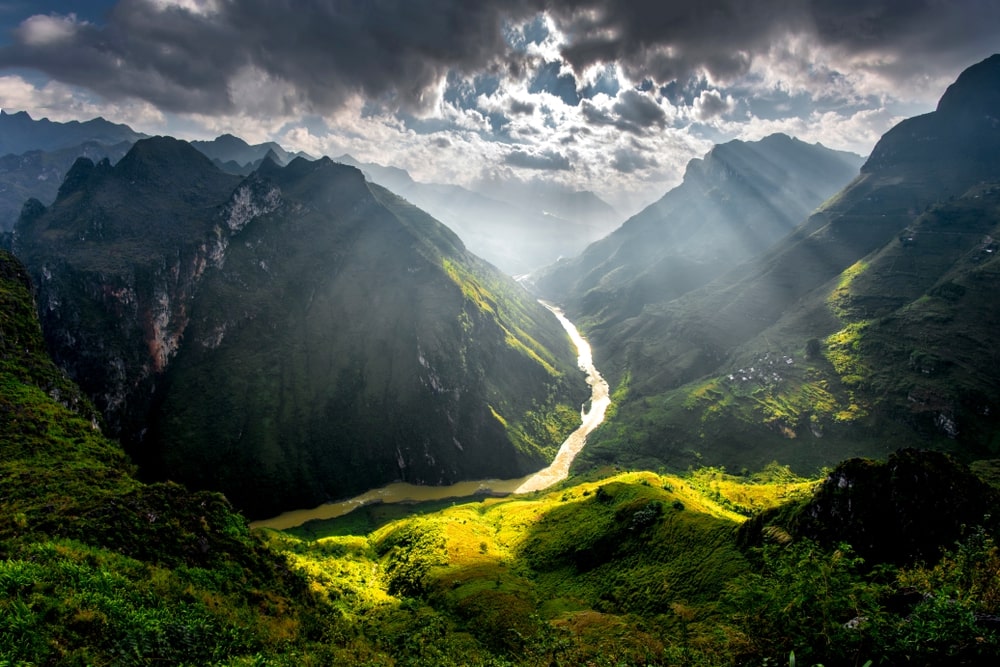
[251,303,610,531]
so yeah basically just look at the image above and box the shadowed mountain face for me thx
[576,54,1000,475]
[14,138,584,518]
[0,110,146,232]
[532,134,863,338]
[741,449,1000,566]
[0,141,134,233]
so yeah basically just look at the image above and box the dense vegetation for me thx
[3,243,999,664]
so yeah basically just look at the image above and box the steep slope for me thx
[336,154,619,274]
[13,137,244,440]
[0,141,133,232]
[532,134,863,335]
[581,54,1000,474]
[0,109,144,155]
[14,140,584,518]
[0,249,344,666]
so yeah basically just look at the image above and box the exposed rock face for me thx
[14,138,242,437]
[14,139,584,518]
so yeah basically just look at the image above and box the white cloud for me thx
[146,0,221,16]
[17,13,83,46]
[0,75,165,129]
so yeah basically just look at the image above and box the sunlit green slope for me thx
[262,451,1000,666]
[579,54,1000,475]
[2,272,996,666]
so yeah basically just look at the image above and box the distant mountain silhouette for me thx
[335,154,620,274]
[190,133,310,169]
[0,109,145,155]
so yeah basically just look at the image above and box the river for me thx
[251,303,610,531]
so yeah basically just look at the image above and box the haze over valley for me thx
[3,2,1000,665]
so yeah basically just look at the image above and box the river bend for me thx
[252,303,610,531]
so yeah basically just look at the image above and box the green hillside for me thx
[576,54,1000,476]
[4,248,999,664]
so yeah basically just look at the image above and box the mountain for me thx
[0,140,133,232]
[532,134,863,334]
[0,109,145,155]
[335,154,620,274]
[578,54,1000,475]
[14,137,585,518]
[190,133,305,169]
[0,111,143,232]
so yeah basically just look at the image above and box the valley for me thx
[253,302,610,530]
[2,19,1000,665]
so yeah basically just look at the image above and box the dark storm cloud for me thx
[504,148,571,170]
[613,90,666,128]
[0,0,996,116]
[610,147,657,173]
[548,0,1000,85]
[693,90,731,120]
[509,98,536,115]
[0,0,547,113]
[580,89,665,134]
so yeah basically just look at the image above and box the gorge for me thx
[253,302,611,530]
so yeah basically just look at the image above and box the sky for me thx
[1,1,999,215]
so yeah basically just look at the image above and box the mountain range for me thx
[2,53,1000,667]
[571,53,1000,476]
[532,133,863,334]
[13,137,585,518]
[0,109,146,155]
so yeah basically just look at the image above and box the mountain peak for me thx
[116,136,218,180]
[935,52,1000,116]
[863,53,1000,177]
